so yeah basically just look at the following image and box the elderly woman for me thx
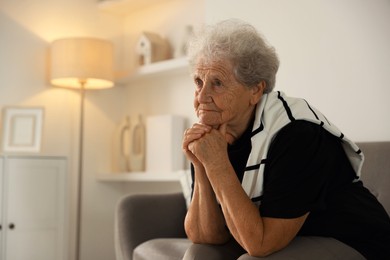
[182,19,390,260]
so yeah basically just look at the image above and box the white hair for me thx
[187,19,279,93]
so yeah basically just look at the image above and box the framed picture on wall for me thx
[1,107,44,153]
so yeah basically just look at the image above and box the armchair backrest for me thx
[358,142,390,216]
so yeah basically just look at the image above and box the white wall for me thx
[205,0,390,141]
[1,0,389,260]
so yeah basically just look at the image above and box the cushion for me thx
[133,238,191,260]
[237,236,365,260]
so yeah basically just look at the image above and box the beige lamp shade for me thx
[50,38,114,89]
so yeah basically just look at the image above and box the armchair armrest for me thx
[115,192,187,260]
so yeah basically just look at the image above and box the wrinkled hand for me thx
[182,123,211,167]
[183,123,229,168]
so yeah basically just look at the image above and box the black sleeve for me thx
[259,120,355,218]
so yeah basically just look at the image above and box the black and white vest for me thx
[243,91,364,206]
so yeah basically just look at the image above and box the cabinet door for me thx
[0,158,3,260]
[4,157,66,260]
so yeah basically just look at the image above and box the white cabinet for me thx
[0,158,3,256]
[0,156,67,260]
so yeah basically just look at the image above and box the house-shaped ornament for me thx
[136,32,172,65]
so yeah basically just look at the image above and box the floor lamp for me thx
[50,38,114,260]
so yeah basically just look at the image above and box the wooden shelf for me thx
[117,57,189,84]
[97,170,185,182]
[98,0,176,15]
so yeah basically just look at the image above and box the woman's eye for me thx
[194,78,203,88]
[214,79,222,87]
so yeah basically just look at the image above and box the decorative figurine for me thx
[136,32,171,65]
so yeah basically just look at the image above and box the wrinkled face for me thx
[193,59,259,130]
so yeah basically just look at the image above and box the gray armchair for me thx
[115,142,390,260]
[115,193,188,260]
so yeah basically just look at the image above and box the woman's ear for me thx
[250,81,266,105]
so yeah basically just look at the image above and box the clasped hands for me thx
[182,123,229,169]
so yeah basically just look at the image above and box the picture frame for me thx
[1,107,44,153]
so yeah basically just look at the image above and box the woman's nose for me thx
[197,85,212,102]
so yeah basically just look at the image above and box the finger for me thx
[183,143,202,166]
[183,126,205,150]
[182,133,201,151]
[192,123,212,132]
[188,142,196,154]
[183,144,194,157]
[183,128,204,142]
[184,123,210,136]
[188,142,193,152]
[183,125,210,145]
[185,128,207,135]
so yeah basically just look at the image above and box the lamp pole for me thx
[75,80,86,260]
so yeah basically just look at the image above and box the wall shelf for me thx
[117,57,189,84]
[97,170,185,182]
